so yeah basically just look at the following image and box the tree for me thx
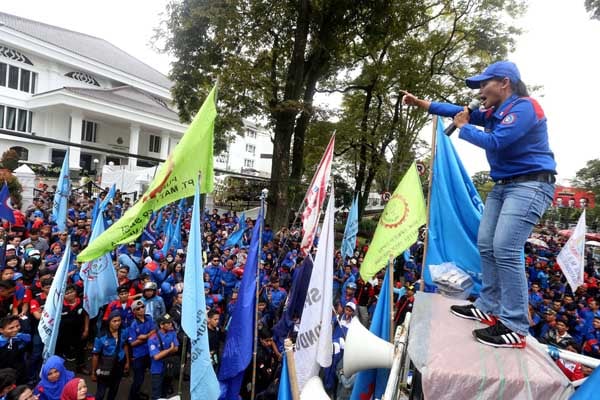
[0,169,22,209]
[585,0,600,19]
[157,0,526,226]
[320,0,526,216]
[0,149,19,172]
[571,159,600,204]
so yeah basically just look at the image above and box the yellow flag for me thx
[359,163,426,281]
[77,86,217,262]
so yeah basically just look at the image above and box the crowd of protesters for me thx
[0,180,597,399]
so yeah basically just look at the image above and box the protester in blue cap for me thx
[402,60,556,349]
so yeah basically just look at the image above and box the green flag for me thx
[359,163,426,281]
[77,86,217,262]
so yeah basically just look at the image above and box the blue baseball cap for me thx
[465,61,521,89]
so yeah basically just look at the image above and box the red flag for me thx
[300,134,335,256]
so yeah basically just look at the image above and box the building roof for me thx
[0,12,172,90]
[58,86,180,121]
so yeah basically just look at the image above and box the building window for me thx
[17,109,27,132]
[105,156,121,166]
[0,62,36,93]
[0,63,5,87]
[0,105,31,133]
[8,65,18,90]
[245,144,255,154]
[246,129,256,139]
[5,107,16,130]
[81,120,97,142]
[10,146,28,161]
[244,159,254,168]
[149,135,161,153]
[51,149,66,168]
[20,69,30,92]
[216,153,228,163]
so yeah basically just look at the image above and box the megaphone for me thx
[300,376,331,400]
[343,318,395,377]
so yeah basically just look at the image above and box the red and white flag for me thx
[300,134,335,256]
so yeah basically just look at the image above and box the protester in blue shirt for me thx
[0,316,31,385]
[92,311,130,400]
[127,300,155,400]
[148,314,179,400]
[403,61,556,349]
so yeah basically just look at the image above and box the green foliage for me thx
[156,0,527,225]
[571,159,600,205]
[0,169,22,208]
[358,217,378,236]
[0,149,19,172]
[585,0,600,19]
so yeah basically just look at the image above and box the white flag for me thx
[295,187,335,389]
[557,210,586,292]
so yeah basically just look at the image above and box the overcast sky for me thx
[2,0,599,184]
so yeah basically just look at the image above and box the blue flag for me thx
[91,198,100,228]
[225,212,246,249]
[80,214,118,318]
[182,182,220,400]
[51,148,70,232]
[218,210,263,399]
[272,256,313,340]
[0,182,15,223]
[161,213,174,255]
[277,354,293,400]
[169,213,183,254]
[154,209,164,234]
[39,239,72,361]
[350,266,392,400]
[341,195,359,259]
[424,117,483,294]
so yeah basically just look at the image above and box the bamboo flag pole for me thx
[284,338,301,400]
[419,116,439,292]
[388,257,395,342]
[251,189,267,400]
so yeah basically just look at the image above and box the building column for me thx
[160,131,170,160]
[129,123,140,169]
[69,111,83,170]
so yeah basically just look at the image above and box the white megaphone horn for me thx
[343,318,395,377]
[300,376,331,399]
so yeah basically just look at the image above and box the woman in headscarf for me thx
[34,355,74,400]
[60,378,93,400]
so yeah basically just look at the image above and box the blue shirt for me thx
[128,315,155,359]
[429,95,556,180]
[93,329,127,361]
[148,330,179,374]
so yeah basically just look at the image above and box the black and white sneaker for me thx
[472,320,526,349]
[450,304,498,326]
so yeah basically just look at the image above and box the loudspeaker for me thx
[343,317,395,377]
[300,376,331,399]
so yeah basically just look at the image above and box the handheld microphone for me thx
[444,99,481,136]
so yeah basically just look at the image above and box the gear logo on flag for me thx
[379,194,409,229]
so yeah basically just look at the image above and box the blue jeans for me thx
[473,181,554,336]
[129,355,150,400]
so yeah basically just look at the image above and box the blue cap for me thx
[204,282,211,289]
[465,61,521,89]
[33,210,44,218]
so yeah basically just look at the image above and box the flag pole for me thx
[419,116,438,292]
[388,257,395,342]
[251,188,267,400]
[284,338,301,400]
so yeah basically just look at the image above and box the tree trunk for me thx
[267,0,311,229]
[354,84,375,217]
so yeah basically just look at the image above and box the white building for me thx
[0,12,186,174]
[215,119,273,178]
